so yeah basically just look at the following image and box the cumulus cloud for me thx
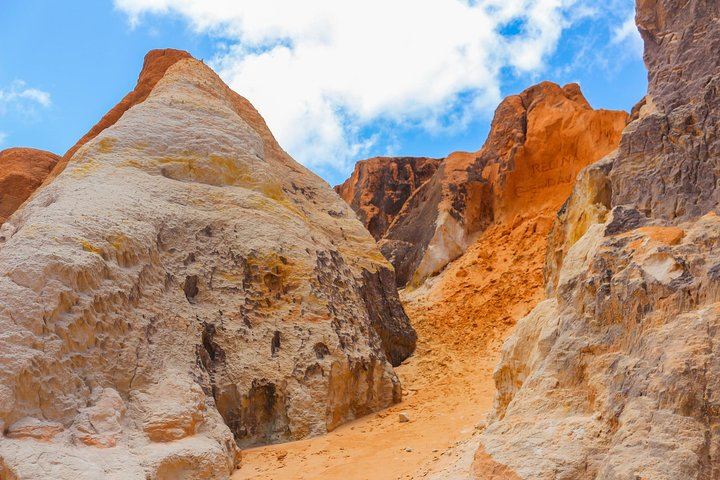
[115,0,637,178]
[0,80,52,115]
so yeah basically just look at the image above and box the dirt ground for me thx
[233,216,551,480]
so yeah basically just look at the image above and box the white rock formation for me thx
[0,50,415,479]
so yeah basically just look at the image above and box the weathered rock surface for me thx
[482,1,720,478]
[0,148,60,225]
[334,157,441,240]
[544,154,614,295]
[340,82,627,287]
[0,49,415,479]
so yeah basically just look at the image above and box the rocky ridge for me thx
[0,49,415,479]
[331,81,628,478]
[481,1,720,478]
[346,82,627,287]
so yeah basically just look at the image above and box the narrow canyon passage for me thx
[233,325,500,480]
[234,215,550,479]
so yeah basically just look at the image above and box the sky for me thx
[0,0,647,186]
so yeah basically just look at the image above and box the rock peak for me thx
[50,48,194,183]
[0,47,414,479]
[142,48,192,69]
[352,80,627,286]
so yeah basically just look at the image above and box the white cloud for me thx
[115,0,633,177]
[0,131,6,146]
[612,11,643,56]
[0,80,52,115]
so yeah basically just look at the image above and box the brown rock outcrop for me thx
[543,155,614,294]
[334,157,441,240]
[340,82,627,287]
[482,1,720,478]
[0,148,59,224]
[0,49,414,479]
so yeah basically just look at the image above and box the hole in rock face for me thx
[263,271,283,296]
[271,331,281,357]
[183,275,199,303]
[313,342,330,359]
[215,379,291,447]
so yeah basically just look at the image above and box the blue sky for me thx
[0,0,647,186]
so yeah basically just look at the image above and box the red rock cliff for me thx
[334,157,441,240]
[481,1,720,478]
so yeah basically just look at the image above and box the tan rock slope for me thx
[481,1,720,478]
[363,82,627,286]
[334,157,441,240]
[0,148,60,225]
[0,49,415,479]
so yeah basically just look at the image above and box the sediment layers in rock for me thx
[0,49,415,479]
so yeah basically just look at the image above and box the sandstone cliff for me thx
[391,85,626,478]
[481,1,720,478]
[0,49,415,479]
[340,83,627,287]
[334,157,441,240]
[0,148,59,225]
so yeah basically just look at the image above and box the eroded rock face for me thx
[334,157,441,240]
[0,49,414,479]
[341,82,627,286]
[0,148,59,225]
[544,155,614,295]
[482,2,720,478]
[612,0,720,221]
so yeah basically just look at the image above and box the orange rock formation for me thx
[334,157,441,240]
[375,82,628,287]
[0,148,60,225]
[299,81,628,479]
[481,1,720,477]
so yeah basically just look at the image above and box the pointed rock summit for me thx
[0,49,415,479]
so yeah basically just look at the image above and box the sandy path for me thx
[233,328,503,480]
[233,216,549,480]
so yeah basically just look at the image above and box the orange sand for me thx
[233,215,551,479]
